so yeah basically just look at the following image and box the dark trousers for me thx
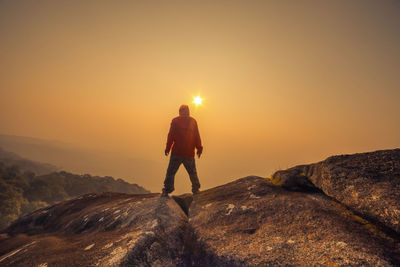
[163,154,200,193]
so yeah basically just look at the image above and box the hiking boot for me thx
[192,189,200,195]
[161,189,169,197]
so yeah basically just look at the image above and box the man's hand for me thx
[197,151,202,159]
[165,150,169,156]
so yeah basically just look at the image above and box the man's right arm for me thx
[165,120,175,156]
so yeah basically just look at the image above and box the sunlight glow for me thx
[193,96,203,106]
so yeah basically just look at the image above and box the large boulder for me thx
[0,192,188,267]
[272,149,400,234]
[189,176,399,266]
[1,165,399,266]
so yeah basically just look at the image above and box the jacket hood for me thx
[179,105,190,116]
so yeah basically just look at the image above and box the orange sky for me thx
[1,1,400,193]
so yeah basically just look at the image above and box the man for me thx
[162,105,203,197]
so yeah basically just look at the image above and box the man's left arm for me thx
[194,120,203,158]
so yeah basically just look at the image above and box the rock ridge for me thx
[1,149,400,266]
[272,149,400,235]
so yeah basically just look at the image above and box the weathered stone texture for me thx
[273,149,400,234]
[189,176,398,266]
[1,149,399,266]
[0,193,188,267]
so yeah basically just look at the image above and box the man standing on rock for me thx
[162,105,203,197]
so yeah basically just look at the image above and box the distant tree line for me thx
[0,161,149,230]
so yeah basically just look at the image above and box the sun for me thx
[193,96,203,106]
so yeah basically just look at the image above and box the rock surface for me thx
[1,149,400,266]
[0,193,189,266]
[272,149,400,235]
[189,176,399,266]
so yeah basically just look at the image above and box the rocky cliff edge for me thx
[1,149,399,266]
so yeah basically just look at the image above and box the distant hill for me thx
[0,147,59,175]
[0,134,164,191]
[0,150,149,230]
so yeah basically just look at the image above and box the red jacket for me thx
[165,115,203,158]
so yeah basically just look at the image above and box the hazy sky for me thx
[1,1,400,192]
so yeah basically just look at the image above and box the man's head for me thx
[179,105,190,116]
